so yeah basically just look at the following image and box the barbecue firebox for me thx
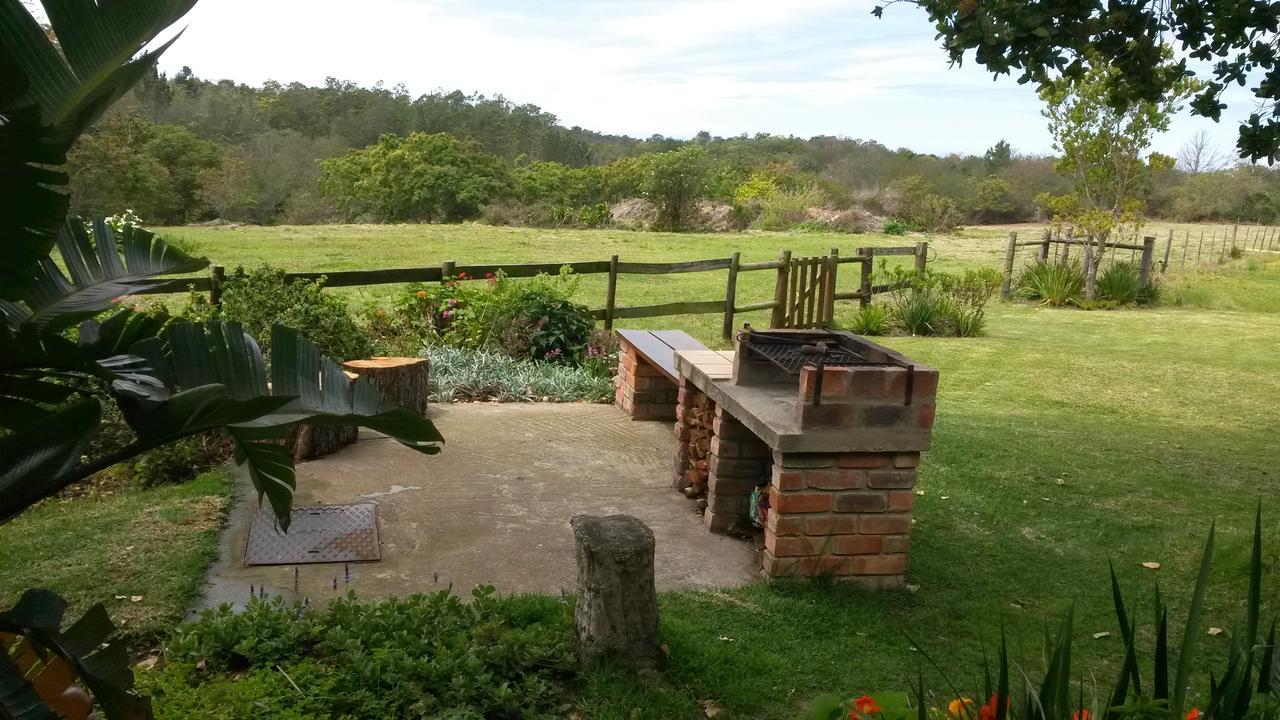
[672,328,938,587]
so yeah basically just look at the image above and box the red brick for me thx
[850,554,907,575]
[807,514,859,535]
[832,534,884,555]
[916,403,937,429]
[807,469,866,490]
[912,369,939,399]
[884,367,909,400]
[837,453,890,469]
[850,367,888,399]
[777,453,837,469]
[860,513,913,534]
[798,403,850,427]
[893,453,920,469]
[888,490,916,511]
[772,470,805,491]
[761,552,855,577]
[800,365,853,402]
[833,491,888,512]
[766,533,823,557]
[881,534,911,553]
[867,470,915,489]
[712,415,753,440]
[766,513,805,536]
[768,487,832,514]
[708,475,759,496]
[709,455,765,478]
[632,375,673,391]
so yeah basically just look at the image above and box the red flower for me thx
[457,271,469,279]
[1073,710,1091,720]
[1186,709,1200,720]
[978,694,1008,720]
[852,694,880,717]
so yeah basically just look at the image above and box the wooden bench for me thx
[614,329,708,420]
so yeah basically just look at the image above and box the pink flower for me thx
[447,298,458,307]
[544,348,562,359]
[442,309,454,320]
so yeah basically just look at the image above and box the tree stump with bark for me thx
[287,370,360,461]
[342,356,430,415]
[570,514,662,670]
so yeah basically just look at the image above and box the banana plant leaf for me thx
[0,0,196,298]
[0,589,151,719]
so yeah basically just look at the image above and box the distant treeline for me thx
[69,67,1280,230]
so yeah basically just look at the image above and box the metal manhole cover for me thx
[244,504,381,566]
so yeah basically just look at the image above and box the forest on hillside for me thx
[70,67,1280,231]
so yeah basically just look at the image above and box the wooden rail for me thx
[139,243,929,340]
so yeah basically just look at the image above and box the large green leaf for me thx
[18,218,207,331]
[0,589,152,719]
[0,399,99,520]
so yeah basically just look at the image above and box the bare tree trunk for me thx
[570,515,663,670]
[1083,236,1098,301]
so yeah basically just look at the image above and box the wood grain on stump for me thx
[342,356,430,415]
[287,370,360,461]
[570,514,662,670]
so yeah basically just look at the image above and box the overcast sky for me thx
[153,0,1256,159]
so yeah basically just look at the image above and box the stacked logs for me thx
[681,393,715,499]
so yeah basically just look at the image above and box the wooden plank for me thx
[867,246,916,256]
[738,260,784,272]
[651,330,708,351]
[132,276,212,295]
[288,267,444,286]
[610,300,725,320]
[722,251,740,340]
[616,258,731,274]
[735,300,778,313]
[454,260,610,278]
[681,350,734,380]
[616,330,682,380]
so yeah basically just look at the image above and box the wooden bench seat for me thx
[614,329,709,420]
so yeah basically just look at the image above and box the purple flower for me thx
[442,309,454,320]
[544,348,562,360]
[447,298,458,307]
[586,345,602,358]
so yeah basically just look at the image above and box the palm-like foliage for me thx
[1,2,444,717]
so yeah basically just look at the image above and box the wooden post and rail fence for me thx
[135,242,930,340]
[999,223,1280,299]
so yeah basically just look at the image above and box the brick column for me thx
[762,450,918,587]
[705,408,771,534]
[614,338,677,420]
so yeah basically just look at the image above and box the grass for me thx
[7,222,1279,718]
[0,469,234,643]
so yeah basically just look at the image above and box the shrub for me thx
[1229,245,1245,259]
[577,202,610,227]
[882,217,909,235]
[132,432,233,487]
[757,186,824,231]
[889,292,941,335]
[1096,261,1145,303]
[1015,260,1085,306]
[146,587,577,719]
[186,265,372,362]
[936,268,1001,336]
[847,305,889,335]
[426,346,614,403]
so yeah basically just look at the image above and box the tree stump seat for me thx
[341,356,430,416]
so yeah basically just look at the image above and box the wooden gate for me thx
[780,255,837,329]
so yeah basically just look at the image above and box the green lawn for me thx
[0,470,234,644]
[6,222,1278,718]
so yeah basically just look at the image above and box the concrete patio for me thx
[198,403,759,610]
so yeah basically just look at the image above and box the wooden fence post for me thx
[604,255,619,331]
[1195,231,1204,266]
[721,252,740,340]
[441,260,455,285]
[825,248,840,328]
[1231,224,1238,251]
[1038,229,1050,261]
[859,247,874,308]
[1161,229,1173,273]
[915,241,928,277]
[1139,236,1156,285]
[209,264,226,306]
[770,249,791,328]
[1000,232,1017,300]
[1180,230,1188,270]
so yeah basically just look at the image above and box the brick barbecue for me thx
[667,328,939,587]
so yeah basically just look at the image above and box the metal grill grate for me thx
[244,503,381,566]
[737,331,868,375]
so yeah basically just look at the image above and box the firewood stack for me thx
[681,393,715,499]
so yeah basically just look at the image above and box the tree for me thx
[968,175,1015,222]
[643,145,710,230]
[1037,55,1192,299]
[196,152,259,220]
[1178,129,1226,174]
[876,0,1280,162]
[319,132,508,222]
[983,140,1013,174]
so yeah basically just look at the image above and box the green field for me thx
[6,222,1279,718]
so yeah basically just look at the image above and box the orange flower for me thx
[853,694,880,716]
[949,698,975,718]
[416,290,427,298]
[1073,710,1091,720]
[1186,709,1200,720]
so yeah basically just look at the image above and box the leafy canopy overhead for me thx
[875,0,1280,163]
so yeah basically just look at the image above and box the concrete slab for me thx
[198,403,759,610]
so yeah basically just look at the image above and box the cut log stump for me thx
[570,514,662,670]
[287,370,359,461]
[342,356,430,415]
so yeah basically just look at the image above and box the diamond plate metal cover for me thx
[244,504,381,566]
